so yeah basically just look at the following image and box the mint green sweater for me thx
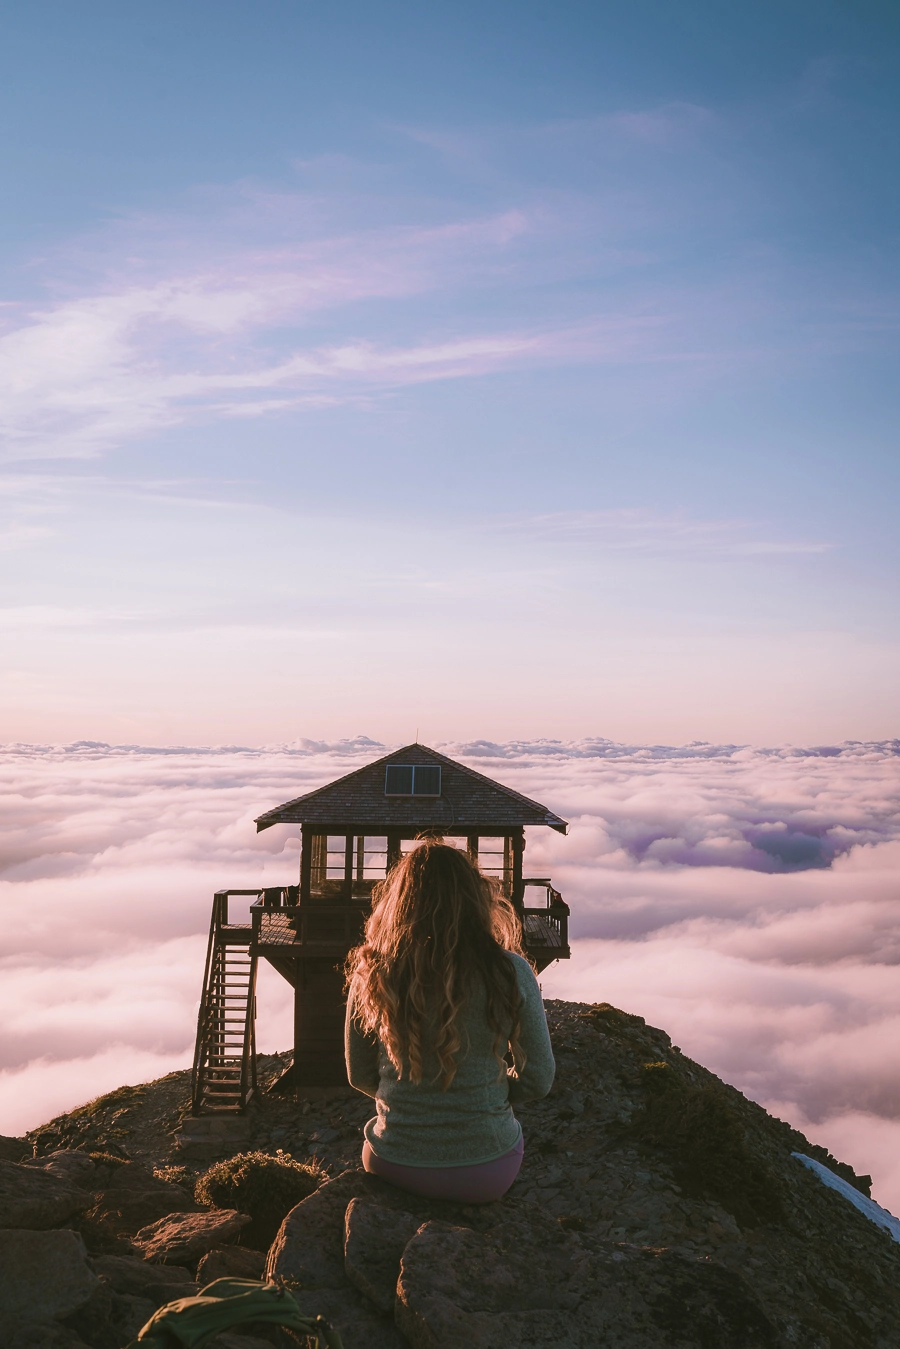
[344,951,555,1168]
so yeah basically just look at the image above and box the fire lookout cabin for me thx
[191,744,569,1114]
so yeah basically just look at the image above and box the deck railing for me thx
[250,888,368,951]
[521,878,570,953]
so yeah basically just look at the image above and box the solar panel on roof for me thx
[384,765,413,794]
[384,764,441,796]
[413,765,441,795]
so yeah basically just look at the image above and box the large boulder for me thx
[89,1253,197,1306]
[134,1209,251,1264]
[344,1199,422,1313]
[61,1279,164,1349]
[0,1137,33,1164]
[22,1152,98,1189]
[88,1160,198,1234]
[267,1172,413,1349]
[0,1229,100,1322]
[267,1170,372,1289]
[395,1208,780,1349]
[0,1162,93,1230]
[196,1246,266,1284]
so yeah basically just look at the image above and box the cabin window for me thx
[308,835,347,895]
[477,836,512,893]
[356,836,388,881]
[384,764,442,796]
[325,836,347,881]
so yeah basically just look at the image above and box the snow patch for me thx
[793,1153,900,1244]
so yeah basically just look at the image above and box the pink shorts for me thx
[362,1134,524,1203]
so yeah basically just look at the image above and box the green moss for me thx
[632,1061,783,1229]
[87,1151,128,1169]
[195,1150,324,1248]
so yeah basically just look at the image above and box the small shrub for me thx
[88,1151,128,1169]
[195,1150,323,1248]
[154,1164,196,1191]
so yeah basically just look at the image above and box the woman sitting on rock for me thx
[344,839,555,1203]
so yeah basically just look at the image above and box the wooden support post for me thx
[356,835,364,882]
[511,830,524,909]
[387,831,402,871]
[300,826,312,902]
[343,835,354,898]
[467,834,479,865]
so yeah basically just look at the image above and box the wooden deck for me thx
[524,911,565,948]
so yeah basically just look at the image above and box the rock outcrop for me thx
[133,1208,252,1264]
[0,1229,101,1322]
[5,998,900,1348]
[0,1160,93,1230]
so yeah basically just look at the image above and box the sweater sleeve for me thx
[505,954,556,1104]
[344,986,381,1098]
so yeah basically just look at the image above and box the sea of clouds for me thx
[2,737,899,1208]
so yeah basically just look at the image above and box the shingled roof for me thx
[255,743,568,834]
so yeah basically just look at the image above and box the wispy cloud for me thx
[496,509,831,556]
[3,105,894,464]
[0,288,670,458]
[3,206,652,461]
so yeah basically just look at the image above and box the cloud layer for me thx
[2,737,899,1210]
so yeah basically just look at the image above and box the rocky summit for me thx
[2,1000,899,1348]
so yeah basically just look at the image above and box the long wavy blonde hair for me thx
[345,840,526,1089]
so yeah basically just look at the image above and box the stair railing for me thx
[239,955,259,1107]
[191,891,228,1113]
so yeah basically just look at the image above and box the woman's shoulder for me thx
[504,949,540,987]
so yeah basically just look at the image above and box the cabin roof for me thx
[255,742,568,835]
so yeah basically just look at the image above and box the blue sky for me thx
[1,0,898,744]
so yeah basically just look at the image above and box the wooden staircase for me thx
[191,891,259,1114]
